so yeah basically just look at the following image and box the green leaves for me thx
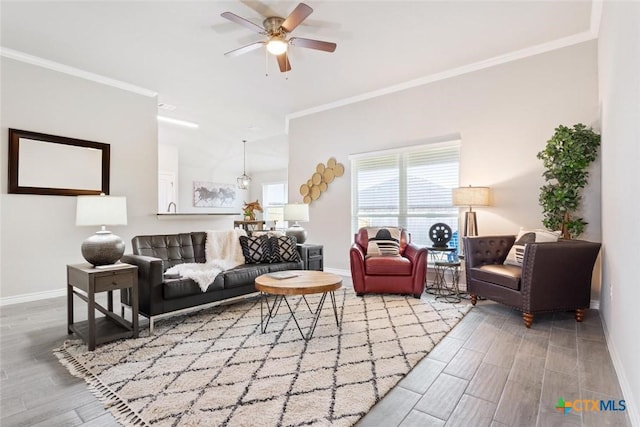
[538,124,600,239]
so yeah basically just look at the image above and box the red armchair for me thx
[350,227,427,298]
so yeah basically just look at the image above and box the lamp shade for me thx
[76,195,127,226]
[284,203,309,222]
[266,207,284,223]
[452,186,490,207]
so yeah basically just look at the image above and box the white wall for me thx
[598,2,640,425]
[289,42,599,275]
[0,58,237,301]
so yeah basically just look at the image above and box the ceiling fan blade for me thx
[289,37,336,53]
[224,41,265,57]
[220,11,266,34]
[281,3,313,33]
[277,52,292,72]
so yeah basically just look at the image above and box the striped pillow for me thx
[365,227,401,257]
[504,228,560,266]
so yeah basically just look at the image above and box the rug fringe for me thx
[54,341,149,426]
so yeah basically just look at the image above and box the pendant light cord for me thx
[243,139,247,174]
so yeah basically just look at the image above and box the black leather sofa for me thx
[120,231,303,333]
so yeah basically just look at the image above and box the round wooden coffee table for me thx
[255,270,342,340]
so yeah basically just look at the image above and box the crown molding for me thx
[0,47,158,98]
[285,30,596,133]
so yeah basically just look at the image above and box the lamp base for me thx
[463,210,479,237]
[285,225,307,244]
[81,230,125,267]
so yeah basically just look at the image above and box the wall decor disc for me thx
[310,186,320,200]
[316,163,325,173]
[323,168,335,183]
[307,179,313,187]
[333,163,345,177]
[312,172,322,185]
[319,182,328,192]
[327,157,337,168]
[303,195,311,204]
[300,184,309,196]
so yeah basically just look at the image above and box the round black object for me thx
[429,223,452,248]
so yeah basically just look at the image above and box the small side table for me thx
[433,261,462,303]
[425,247,457,293]
[297,244,324,271]
[67,263,139,350]
[234,220,265,235]
[427,246,457,262]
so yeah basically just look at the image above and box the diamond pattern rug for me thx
[55,290,470,426]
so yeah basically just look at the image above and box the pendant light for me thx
[237,139,251,189]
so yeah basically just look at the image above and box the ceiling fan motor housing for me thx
[263,17,285,36]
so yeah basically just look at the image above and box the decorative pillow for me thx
[239,235,271,264]
[268,236,300,263]
[365,227,401,257]
[504,228,561,266]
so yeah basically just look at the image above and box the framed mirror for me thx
[8,129,110,196]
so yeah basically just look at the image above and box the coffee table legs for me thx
[259,291,340,340]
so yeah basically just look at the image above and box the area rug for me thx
[55,290,470,426]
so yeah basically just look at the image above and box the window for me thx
[262,181,288,229]
[350,140,460,247]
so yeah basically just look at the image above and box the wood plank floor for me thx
[0,288,631,426]
[358,300,631,427]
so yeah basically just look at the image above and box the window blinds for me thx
[351,141,460,246]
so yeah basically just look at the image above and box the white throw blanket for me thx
[164,229,247,292]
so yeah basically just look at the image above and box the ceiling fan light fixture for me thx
[266,37,288,55]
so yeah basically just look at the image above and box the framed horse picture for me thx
[192,181,237,208]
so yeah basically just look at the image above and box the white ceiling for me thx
[1,1,594,172]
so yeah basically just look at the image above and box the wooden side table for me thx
[67,263,139,350]
[233,220,265,234]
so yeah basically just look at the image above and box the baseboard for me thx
[0,287,66,306]
[601,317,640,426]
[323,267,351,277]
[590,299,600,310]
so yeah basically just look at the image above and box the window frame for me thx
[349,140,461,249]
[261,181,288,229]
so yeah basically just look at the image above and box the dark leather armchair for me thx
[350,227,427,298]
[463,235,601,327]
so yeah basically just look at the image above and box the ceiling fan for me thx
[221,2,337,73]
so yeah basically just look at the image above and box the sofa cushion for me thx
[132,233,198,268]
[223,263,270,289]
[365,227,402,257]
[471,264,522,290]
[269,235,300,263]
[504,228,560,266]
[365,255,412,276]
[239,235,271,264]
[163,274,225,300]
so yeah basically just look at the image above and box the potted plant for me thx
[537,123,600,239]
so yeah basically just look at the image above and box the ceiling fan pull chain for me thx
[265,46,269,77]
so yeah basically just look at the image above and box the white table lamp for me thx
[284,203,309,244]
[266,207,284,230]
[76,194,127,266]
